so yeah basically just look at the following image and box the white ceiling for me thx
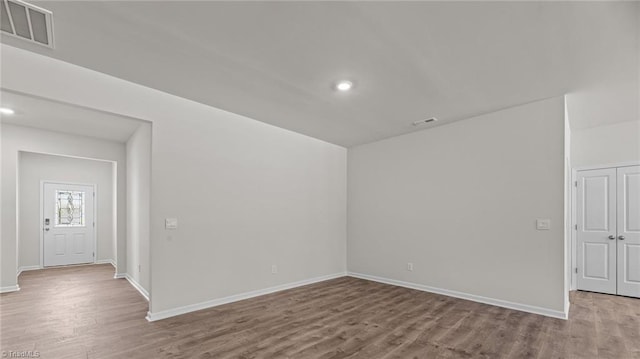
[1,1,637,146]
[0,90,145,142]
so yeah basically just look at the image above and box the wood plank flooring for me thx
[1,264,639,358]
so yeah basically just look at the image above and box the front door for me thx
[43,183,95,267]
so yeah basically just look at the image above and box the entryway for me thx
[2,90,152,312]
[576,165,640,298]
[42,182,96,267]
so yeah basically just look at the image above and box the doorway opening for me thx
[2,89,152,308]
[18,151,118,273]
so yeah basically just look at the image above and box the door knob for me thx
[618,235,625,240]
[44,228,49,231]
[608,235,615,240]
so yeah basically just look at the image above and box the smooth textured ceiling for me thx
[0,90,145,142]
[1,1,638,146]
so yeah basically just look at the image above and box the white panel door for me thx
[43,183,95,267]
[617,166,640,298]
[577,168,617,294]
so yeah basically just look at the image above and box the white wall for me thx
[565,3,638,131]
[126,123,152,293]
[1,124,127,287]
[348,97,567,315]
[564,2,638,171]
[18,152,115,268]
[0,45,347,315]
[571,120,640,168]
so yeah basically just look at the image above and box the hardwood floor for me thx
[1,264,639,358]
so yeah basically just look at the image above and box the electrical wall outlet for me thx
[536,218,551,230]
[407,262,414,271]
[271,265,278,274]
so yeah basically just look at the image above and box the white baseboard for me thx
[146,272,347,322]
[17,265,42,276]
[95,259,116,267]
[124,274,149,301]
[114,273,126,279]
[0,285,20,293]
[348,272,568,320]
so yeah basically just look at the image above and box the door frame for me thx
[40,180,98,268]
[571,161,640,290]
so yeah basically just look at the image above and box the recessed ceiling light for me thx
[335,80,353,92]
[0,107,15,115]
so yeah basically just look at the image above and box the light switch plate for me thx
[536,219,551,230]
[165,218,178,230]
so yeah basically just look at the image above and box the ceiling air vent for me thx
[0,0,53,48]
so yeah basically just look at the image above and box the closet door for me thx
[577,168,617,295]
[616,165,640,298]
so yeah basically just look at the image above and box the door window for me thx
[55,190,85,227]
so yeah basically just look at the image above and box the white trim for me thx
[124,274,149,301]
[146,272,347,322]
[0,285,20,293]
[113,273,126,279]
[348,272,569,320]
[95,259,116,267]
[23,149,118,164]
[573,161,640,172]
[571,168,578,291]
[17,265,41,276]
